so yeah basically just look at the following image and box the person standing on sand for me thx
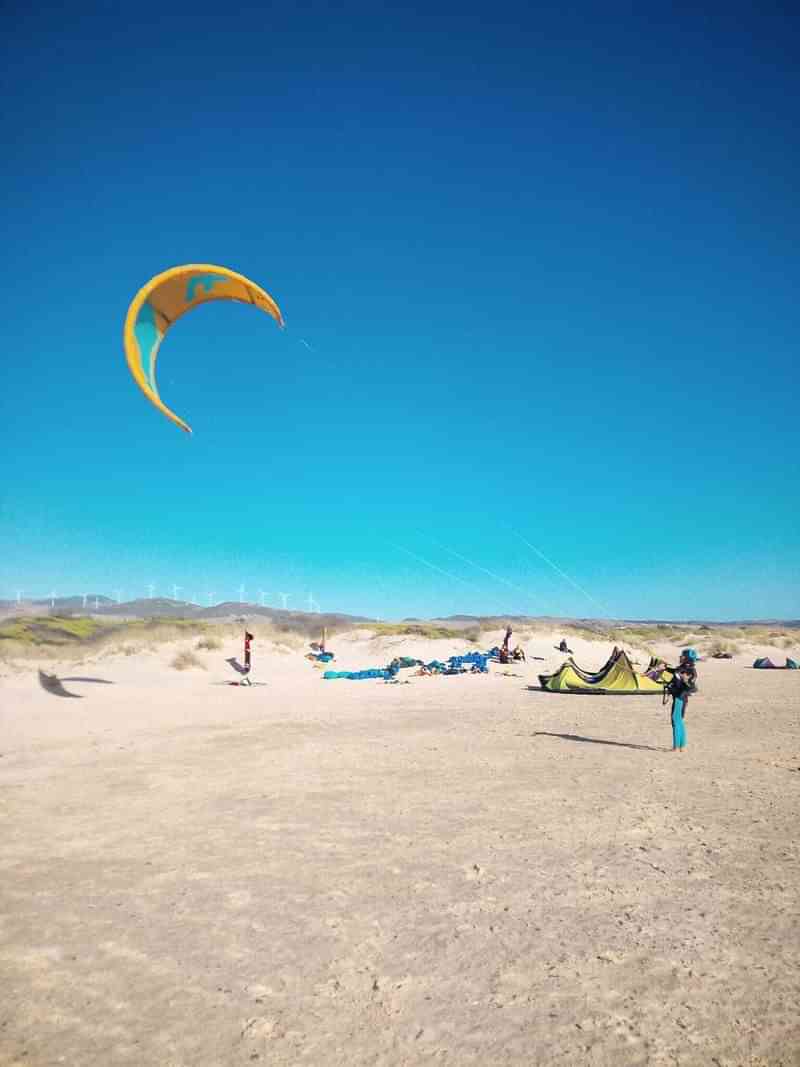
[242,630,254,685]
[499,626,512,664]
[666,649,698,751]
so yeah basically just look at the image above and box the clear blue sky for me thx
[2,3,798,620]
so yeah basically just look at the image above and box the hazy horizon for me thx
[2,591,798,627]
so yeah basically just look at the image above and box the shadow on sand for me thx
[37,670,114,699]
[533,731,667,753]
[225,657,250,675]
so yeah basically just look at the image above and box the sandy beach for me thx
[1,628,798,1066]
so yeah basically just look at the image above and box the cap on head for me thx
[681,647,698,662]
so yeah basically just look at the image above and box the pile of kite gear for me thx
[306,630,335,665]
[324,650,492,681]
[753,657,798,669]
[324,667,393,681]
[711,651,733,659]
[389,656,422,671]
[307,651,335,664]
[538,647,669,694]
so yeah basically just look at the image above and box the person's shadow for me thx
[533,731,667,752]
[225,657,249,675]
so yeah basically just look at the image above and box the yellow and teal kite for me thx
[123,264,284,433]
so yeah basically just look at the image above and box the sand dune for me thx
[1,628,798,1065]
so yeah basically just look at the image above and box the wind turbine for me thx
[258,589,269,607]
[16,590,23,604]
[238,583,246,604]
[94,597,100,610]
[147,583,156,599]
[207,591,215,606]
[305,592,320,614]
[81,593,88,609]
[171,584,181,602]
[49,589,57,609]
[278,592,291,611]
[115,589,122,605]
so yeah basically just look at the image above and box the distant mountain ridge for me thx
[0,596,372,625]
[0,597,797,627]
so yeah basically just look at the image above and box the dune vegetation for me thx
[357,621,482,642]
[0,613,796,672]
[170,649,206,671]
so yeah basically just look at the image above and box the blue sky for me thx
[2,3,798,620]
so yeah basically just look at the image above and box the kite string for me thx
[511,529,613,618]
[388,542,486,597]
[419,533,547,613]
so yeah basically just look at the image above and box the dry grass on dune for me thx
[170,649,207,671]
[0,614,313,669]
[1,613,797,675]
[195,636,223,651]
[557,620,799,660]
[358,622,483,643]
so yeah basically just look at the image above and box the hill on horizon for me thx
[1,598,798,629]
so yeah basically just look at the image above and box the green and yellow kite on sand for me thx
[538,647,670,694]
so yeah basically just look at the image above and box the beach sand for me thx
[1,629,798,1065]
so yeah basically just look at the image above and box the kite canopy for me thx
[123,264,284,433]
[539,648,667,694]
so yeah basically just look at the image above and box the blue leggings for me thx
[671,697,687,749]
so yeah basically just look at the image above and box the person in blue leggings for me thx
[668,668,695,751]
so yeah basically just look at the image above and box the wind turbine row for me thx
[7,587,321,613]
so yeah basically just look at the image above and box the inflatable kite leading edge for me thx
[123,264,284,433]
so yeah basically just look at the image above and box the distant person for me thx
[499,626,512,664]
[244,631,254,672]
[557,638,573,654]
